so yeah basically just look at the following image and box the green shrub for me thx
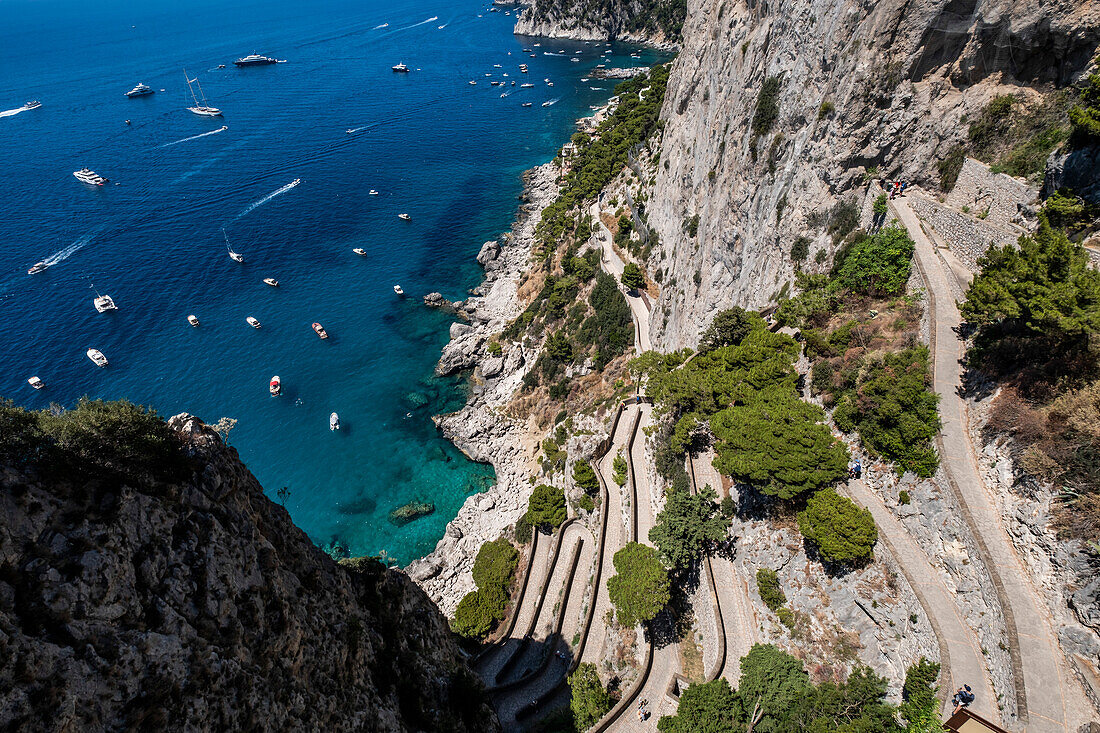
[621,262,646,290]
[776,607,795,629]
[487,340,503,357]
[826,200,860,244]
[818,100,835,119]
[515,515,533,544]
[900,658,941,725]
[572,461,600,494]
[798,489,878,564]
[607,542,670,627]
[471,537,519,590]
[872,193,888,216]
[752,76,782,141]
[1069,73,1100,145]
[790,236,810,263]
[526,484,567,531]
[698,307,757,353]
[898,490,911,505]
[578,271,633,369]
[612,452,628,486]
[578,494,595,512]
[937,145,966,192]
[685,213,700,238]
[756,568,787,612]
[452,586,506,639]
[834,223,915,297]
[649,485,727,570]
[569,663,612,730]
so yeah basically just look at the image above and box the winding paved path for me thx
[591,200,652,352]
[894,197,1093,731]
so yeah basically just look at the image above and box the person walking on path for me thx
[952,685,975,714]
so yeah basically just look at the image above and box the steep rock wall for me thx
[514,0,685,44]
[646,0,1099,349]
[0,414,498,733]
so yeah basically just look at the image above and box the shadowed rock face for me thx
[0,413,499,733]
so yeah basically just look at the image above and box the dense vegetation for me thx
[834,224,914,297]
[960,217,1100,547]
[657,645,940,733]
[452,537,520,640]
[648,485,727,572]
[797,488,879,564]
[607,542,671,627]
[755,568,786,612]
[751,76,782,147]
[1069,73,1100,145]
[0,397,187,486]
[568,662,612,730]
[526,484,568,532]
[572,460,600,494]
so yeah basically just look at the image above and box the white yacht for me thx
[73,168,108,186]
[522,102,533,107]
[469,80,477,85]
[369,189,379,195]
[187,314,200,327]
[246,316,261,328]
[126,83,154,98]
[87,348,108,367]
[270,375,281,396]
[235,53,278,67]
[23,100,42,110]
[330,412,340,430]
[398,213,411,221]
[92,289,117,313]
[28,376,45,390]
[391,62,410,72]
[353,248,367,256]
[184,70,222,117]
[224,229,244,263]
[521,83,534,88]
[393,284,404,295]
[28,261,49,275]
[263,277,279,287]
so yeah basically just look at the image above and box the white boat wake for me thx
[0,106,31,118]
[437,22,448,28]
[346,125,371,134]
[238,178,301,218]
[160,125,228,147]
[398,15,438,31]
[38,234,95,269]
[543,52,567,57]
[543,97,561,106]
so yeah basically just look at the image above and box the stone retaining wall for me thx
[946,158,1036,230]
[908,195,1019,271]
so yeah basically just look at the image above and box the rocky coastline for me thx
[405,163,560,616]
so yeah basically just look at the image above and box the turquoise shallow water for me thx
[0,0,668,564]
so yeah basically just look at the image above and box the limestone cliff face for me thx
[644,0,1100,349]
[514,0,685,44]
[0,414,498,733]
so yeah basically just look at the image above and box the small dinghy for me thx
[270,375,281,396]
[246,316,261,328]
[329,412,340,430]
[187,314,200,327]
[263,277,279,287]
[312,322,329,339]
[28,376,44,390]
[393,284,404,295]
[87,348,108,367]
[353,248,367,256]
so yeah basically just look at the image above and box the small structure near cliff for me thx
[0,402,498,733]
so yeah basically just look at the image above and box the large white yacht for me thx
[126,83,154,98]
[235,53,278,67]
[73,168,108,186]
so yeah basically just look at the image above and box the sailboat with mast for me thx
[183,70,222,117]
[224,228,244,263]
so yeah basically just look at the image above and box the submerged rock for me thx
[389,501,436,525]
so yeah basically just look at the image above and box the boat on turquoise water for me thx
[246,316,261,328]
[126,83,154,98]
[27,261,49,275]
[28,376,44,390]
[23,100,41,110]
[312,322,329,339]
[353,248,367,256]
[393,284,404,295]
[391,62,409,72]
[224,229,244,263]
[73,167,108,185]
[187,314,200,327]
[263,277,279,287]
[270,375,281,396]
[522,102,532,107]
[184,70,221,117]
[398,213,411,221]
[330,412,340,430]
[87,348,108,367]
[235,53,278,67]
[369,189,379,195]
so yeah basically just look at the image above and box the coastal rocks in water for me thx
[407,557,443,582]
[389,500,436,525]
[437,331,485,376]
[446,522,464,539]
[589,67,648,79]
[406,391,430,408]
[450,321,474,340]
[477,239,501,266]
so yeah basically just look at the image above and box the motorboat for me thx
[246,316,261,328]
[391,62,410,72]
[235,53,278,66]
[184,70,222,117]
[521,83,534,88]
[393,284,404,295]
[542,100,552,107]
[218,64,226,69]
[571,57,580,62]
[263,277,279,287]
[28,261,49,275]
[28,376,44,390]
[23,100,42,110]
[468,80,477,85]
[224,228,244,263]
[330,412,340,430]
[126,83,154,98]
[74,168,108,186]
[346,128,354,134]
[522,102,533,107]
[581,77,589,82]
[187,314,200,326]
[547,82,554,87]
[522,48,532,52]
[93,293,117,313]
[490,81,501,86]
[493,64,502,68]
[544,77,550,82]
[87,348,108,367]
[398,213,411,221]
[353,248,367,256]
[270,375,281,396]
[312,322,329,339]
[369,189,379,195]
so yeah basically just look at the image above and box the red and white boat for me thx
[312,322,328,339]
[269,375,281,396]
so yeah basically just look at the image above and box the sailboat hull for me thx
[188,106,222,117]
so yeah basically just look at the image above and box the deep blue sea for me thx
[0,0,666,564]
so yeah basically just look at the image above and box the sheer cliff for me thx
[0,405,498,733]
[643,0,1100,348]
[514,0,686,43]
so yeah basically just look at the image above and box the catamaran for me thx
[91,285,117,313]
[183,70,222,117]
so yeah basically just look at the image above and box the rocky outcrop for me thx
[514,0,684,46]
[645,0,1099,349]
[0,414,498,733]
[1044,144,1100,204]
